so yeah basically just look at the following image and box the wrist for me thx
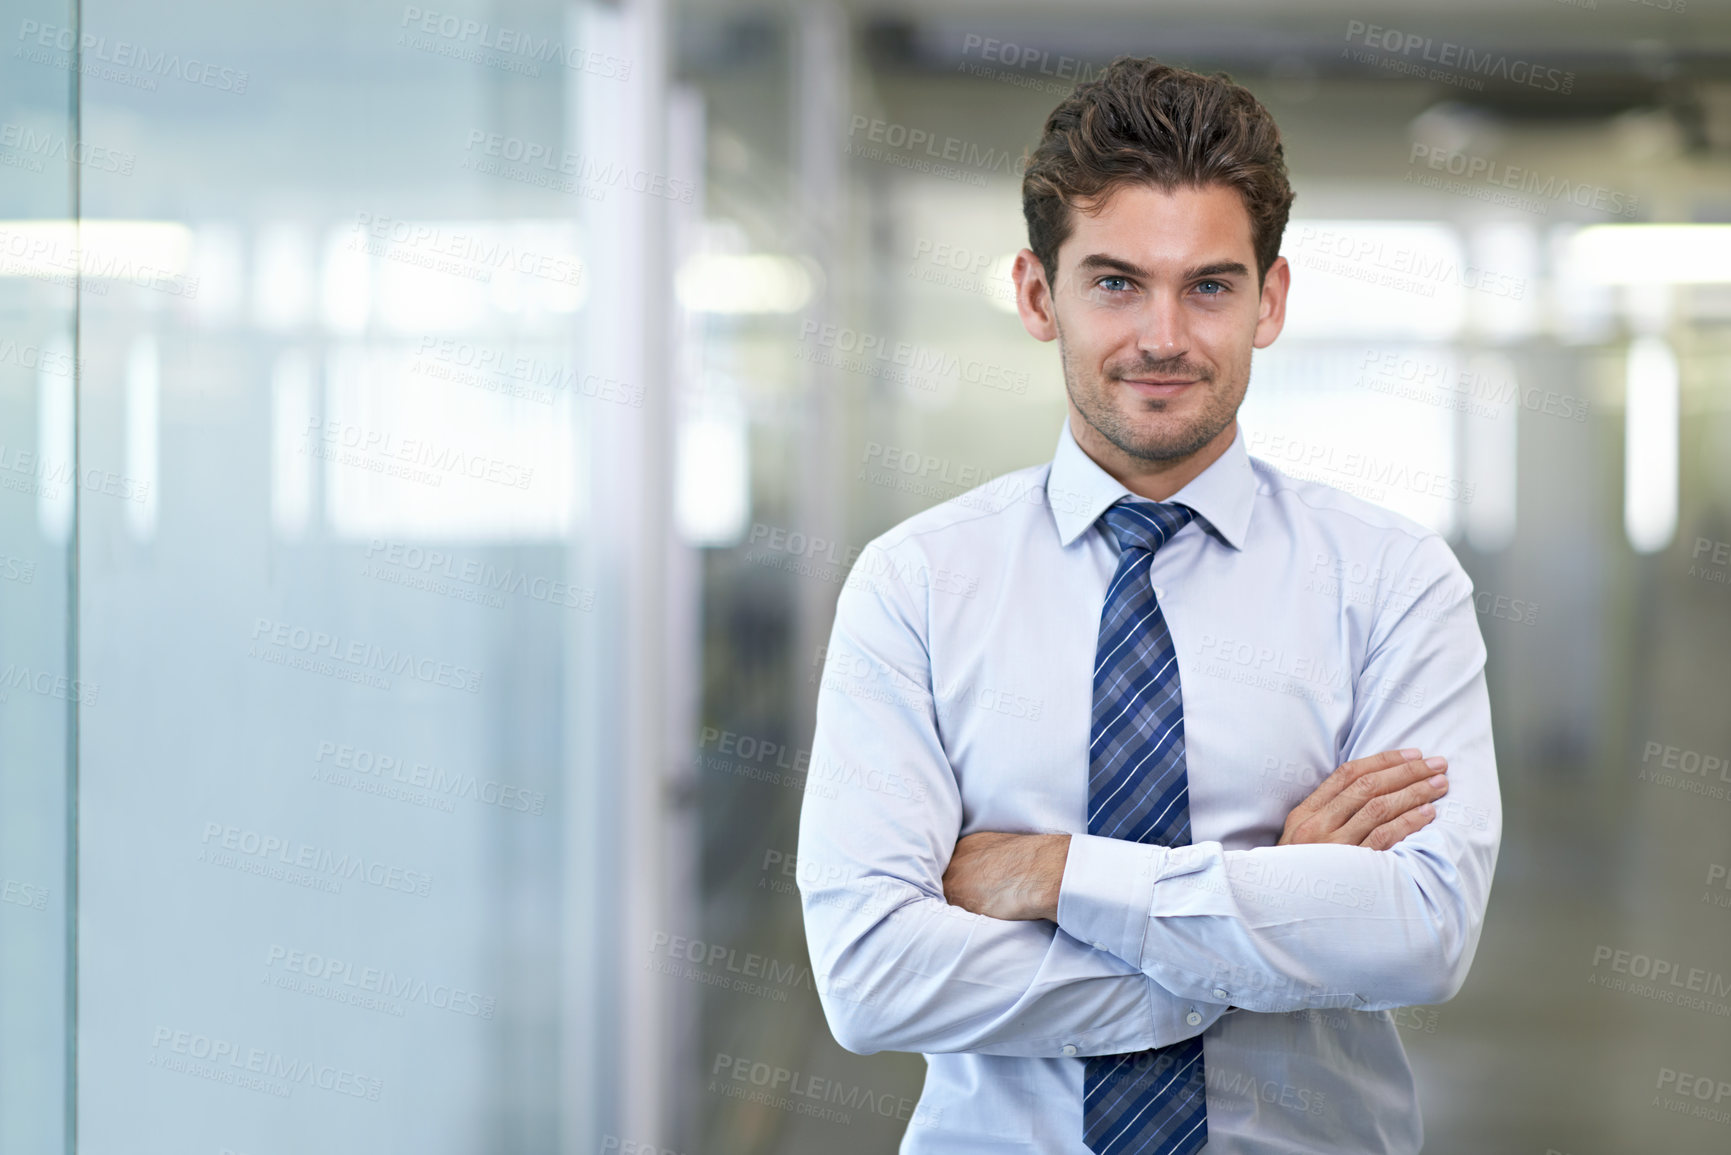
[1030,834,1072,921]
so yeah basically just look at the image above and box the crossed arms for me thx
[796,535,1501,1058]
[942,746,1455,924]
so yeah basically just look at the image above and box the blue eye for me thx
[1195,280,1227,295]
[1097,276,1132,293]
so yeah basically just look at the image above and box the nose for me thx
[1133,289,1189,362]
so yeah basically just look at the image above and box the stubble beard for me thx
[1057,327,1244,465]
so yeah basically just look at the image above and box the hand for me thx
[1278,748,1449,850]
[942,832,1071,921]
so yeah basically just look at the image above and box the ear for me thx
[1013,249,1058,343]
[1252,255,1290,349]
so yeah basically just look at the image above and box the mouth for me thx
[1119,377,1200,398]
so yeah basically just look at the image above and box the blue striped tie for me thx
[1083,499,1208,1155]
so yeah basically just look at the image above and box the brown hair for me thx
[1022,57,1295,284]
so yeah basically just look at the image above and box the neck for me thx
[1067,410,1238,503]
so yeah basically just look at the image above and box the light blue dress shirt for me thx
[796,416,1501,1153]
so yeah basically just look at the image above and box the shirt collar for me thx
[1047,416,1255,551]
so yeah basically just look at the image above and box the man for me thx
[797,57,1499,1154]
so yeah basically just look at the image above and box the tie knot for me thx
[1100,500,1196,556]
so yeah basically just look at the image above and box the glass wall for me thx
[4,0,1731,1152]
[0,1,76,1151]
[4,0,697,1151]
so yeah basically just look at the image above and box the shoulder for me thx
[1247,454,1467,587]
[837,462,1052,609]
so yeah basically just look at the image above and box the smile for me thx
[1121,378,1199,396]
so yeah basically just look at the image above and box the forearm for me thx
[1049,531,1503,1012]
[1056,832,1496,1012]
[800,868,1223,1056]
[803,564,1226,1056]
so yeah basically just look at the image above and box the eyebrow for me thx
[1075,253,1251,281]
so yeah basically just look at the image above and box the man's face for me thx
[1012,182,1289,468]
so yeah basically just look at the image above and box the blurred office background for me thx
[2,0,1730,1152]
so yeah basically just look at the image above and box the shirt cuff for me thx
[1055,833,1161,968]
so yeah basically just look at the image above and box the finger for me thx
[1354,755,1448,805]
[1297,747,1420,818]
[1337,773,1448,846]
[1314,755,1440,834]
[1360,801,1438,851]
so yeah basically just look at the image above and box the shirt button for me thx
[1213,988,1229,1000]
[1062,1044,1079,1056]
[1186,1011,1202,1027]
[1092,941,1107,951]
